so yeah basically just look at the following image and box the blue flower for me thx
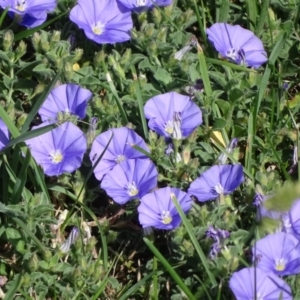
[138,187,192,230]
[0,0,56,28]
[253,232,300,276]
[39,84,92,122]
[144,91,202,140]
[101,158,158,205]
[117,0,172,12]
[25,121,87,176]
[0,119,10,150]
[229,267,292,300]
[188,164,244,202]
[70,0,133,44]
[90,127,150,181]
[207,23,268,68]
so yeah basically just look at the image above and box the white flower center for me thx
[115,154,126,164]
[164,112,182,139]
[275,258,286,271]
[126,182,139,197]
[15,0,26,11]
[214,183,224,194]
[137,0,147,6]
[161,210,172,224]
[92,23,105,35]
[50,150,63,164]
[164,120,174,134]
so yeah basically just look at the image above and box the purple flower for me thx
[188,164,244,202]
[38,84,92,122]
[229,267,292,300]
[206,225,230,259]
[138,187,192,230]
[254,194,285,221]
[289,199,300,237]
[101,158,158,205]
[117,0,172,12]
[0,0,56,28]
[144,92,202,140]
[70,0,133,44]
[0,119,9,150]
[217,137,238,164]
[60,227,79,253]
[253,232,300,276]
[207,23,268,68]
[90,127,150,181]
[25,121,87,176]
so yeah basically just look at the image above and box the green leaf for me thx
[153,67,172,85]
[213,118,227,130]
[21,72,60,134]
[5,227,21,239]
[143,237,197,300]
[32,64,55,78]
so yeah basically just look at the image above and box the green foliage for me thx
[0,0,300,298]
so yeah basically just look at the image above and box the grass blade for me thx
[14,12,68,41]
[131,65,148,139]
[21,72,60,134]
[143,237,196,300]
[171,195,217,287]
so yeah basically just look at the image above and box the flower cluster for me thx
[229,196,300,299]
[70,0,172,45]
[25,84,91,176]
[0,0,57,28]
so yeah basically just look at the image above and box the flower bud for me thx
[108,55,125,79]
[87,117,98,147]
[94,50,106,66]
[51,31,61,43]
[145,24,155,38]
[73,48,83,62]
[15,40,27,60]
[32,32,41,51]
[147,41,157,56]
[85,236,97,252]
[138,11,147,23]
[17,113,28,128]
[34,83,46,95]
[182,145,191,164]
[152,8,162,25]
[2,30,14,51]
[27,253,39,271]
[119,48,131,66]
[43,249,52,262]
[157,27,168,42]
[64,62,73,81]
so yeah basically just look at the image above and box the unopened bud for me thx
[120,48,131,66]
[145,24,155,38]
[85,236,97,252]
[73,48,83,62]
[64,62,73,81]
[147,41,157,56]
[51,31,61,43]
[32,32,41,51]
[17,113,28,128]
[27,253,39,271]
[152,7,162,25]
[182,145,191,164]
[2,30,14,51]
[157,27,168,42]
[15,40,27,60]
[94,50,106,65]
